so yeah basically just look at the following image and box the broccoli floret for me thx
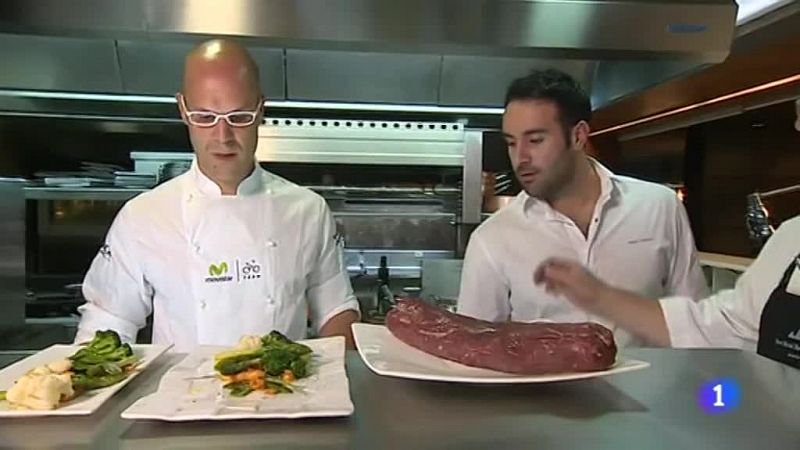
[290,354,312,378]
[71,330,126,362]
[261,348,296,376]
[262,331,312,356]
[262,331,293,346]
[87,330,122,354]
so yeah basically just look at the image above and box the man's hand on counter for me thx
[534,258,671,347]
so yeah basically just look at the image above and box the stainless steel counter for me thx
[1,349,798,449]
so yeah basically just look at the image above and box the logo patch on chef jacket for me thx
[99,244,112,260]
[205,261,233,283]
[208,262,229,277]
[204,259,261,283]
[241,259,262,280]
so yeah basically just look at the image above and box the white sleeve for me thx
[659,219,799,349]
[305,200,359,333]
[75,205,153,344]
[457,231,511,321]
[665,197,710,300]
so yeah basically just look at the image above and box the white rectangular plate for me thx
[0,344,172,417]
[353,323,650,383]
[121,336,353,421]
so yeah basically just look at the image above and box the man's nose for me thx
[212,118,235,140]
[511,144,531,164]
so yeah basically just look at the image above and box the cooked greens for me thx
[70,330,141,391]
[214,331,313,397]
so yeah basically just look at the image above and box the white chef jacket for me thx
[75,161,359,351]
[458,160,709,347]
[661,215,800,350]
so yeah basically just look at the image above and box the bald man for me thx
[75,39,360,351]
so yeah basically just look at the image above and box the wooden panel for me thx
[688,100,800,257]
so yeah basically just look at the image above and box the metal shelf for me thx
[24,185,462,203]
[24,186,147,201]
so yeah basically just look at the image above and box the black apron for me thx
[757,253,800,368]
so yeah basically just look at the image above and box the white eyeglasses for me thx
[179,95,263,128]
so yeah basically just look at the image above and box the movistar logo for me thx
[205,261,233,283]
[203,259,262,284]
[208,262,229,276]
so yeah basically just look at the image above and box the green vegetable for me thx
[213,331,315,397]
[71,331,123,358]
[67,330,139,391]
[0,391,6,401]
[72,372,128,390]
[214,357,261,376]
[290,354,311,379]
[265,377,294,393]
[224,382,253,397]
[261,348,296,376]
[262,331,312,356]
[213,346,265,363]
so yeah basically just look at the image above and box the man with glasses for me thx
[74,39,360,351]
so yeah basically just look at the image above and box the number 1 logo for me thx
[698,378,741,415]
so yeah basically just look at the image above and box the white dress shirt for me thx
[458,160,709,347]
[661,216,800,350]
[75,161,359,351]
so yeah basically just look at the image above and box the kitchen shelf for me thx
[24,186,147,201]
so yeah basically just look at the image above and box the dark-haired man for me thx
[531,96,800,369]
[457,69,708,346]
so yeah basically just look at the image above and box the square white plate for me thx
[121,336,353,421]
[353,323,650,383]
[0,344,172,417]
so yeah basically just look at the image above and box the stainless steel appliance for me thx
[0,178,26,336]
[22,118,483,318]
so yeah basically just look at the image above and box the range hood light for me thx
[0,90,505,116]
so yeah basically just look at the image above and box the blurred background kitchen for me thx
[0,0,799,349]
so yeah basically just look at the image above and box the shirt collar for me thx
[521,157,619,220]
[188,158,265,197]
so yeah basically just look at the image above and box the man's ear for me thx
[572,120,591,151]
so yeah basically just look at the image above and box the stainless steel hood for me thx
[0,0,738,112]
[0,0,737,60]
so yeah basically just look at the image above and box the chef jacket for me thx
[74,161,359,351]
[662,215,800,368]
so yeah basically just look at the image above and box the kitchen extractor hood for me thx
[0,0,737,60]
[0,0,738,112]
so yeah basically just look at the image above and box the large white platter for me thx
[353,323,650,384]
[121,336,353,421]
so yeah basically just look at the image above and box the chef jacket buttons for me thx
[193,243,201,253]
[266,239,277,248]
[200,299,207,309]
[266,296,275,305]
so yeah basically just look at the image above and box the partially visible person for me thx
[75,39,359,351]
[534,96,800,368]
[458,69,708,346]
